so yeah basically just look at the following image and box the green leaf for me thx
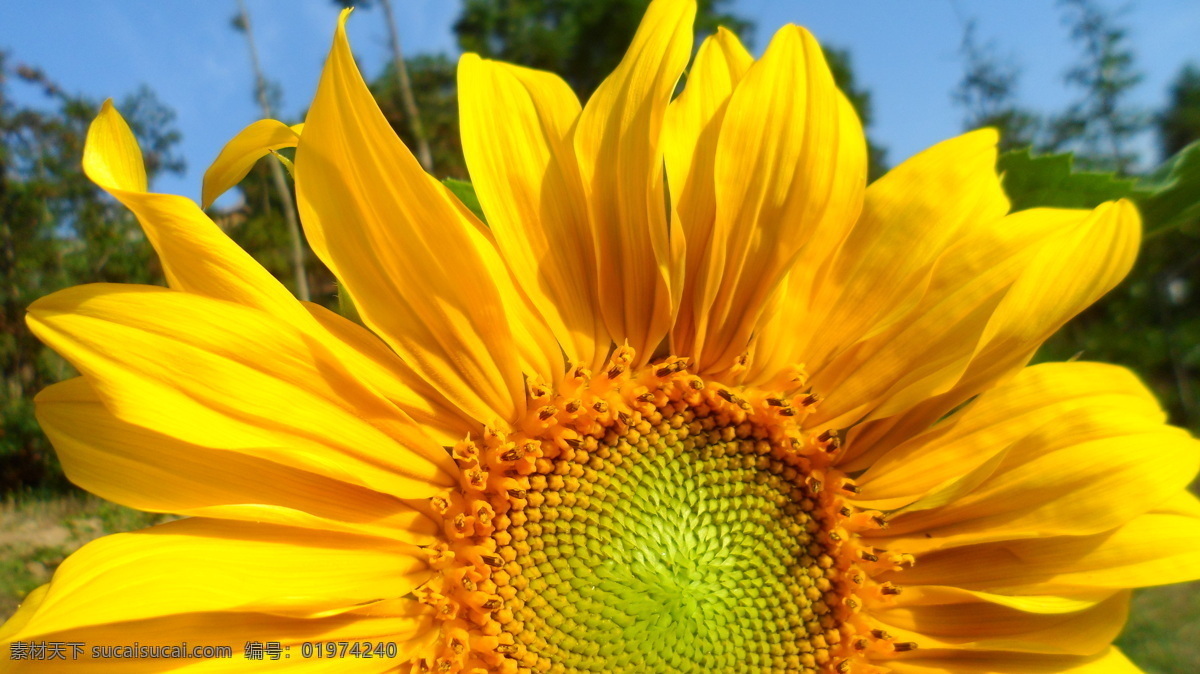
[442,177,486,224]
[997,149,1137,212]
[1132,140,1200,238]
[997,144,1200,240]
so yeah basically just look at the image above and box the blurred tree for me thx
[454,0,752,99]
[1159,63,1200,159]
[1048,0,1145,173]
[0,54,181,492]
[953,19,1040,151]
[823,46,887,181]
[232,0,310,301]
[331,0,435,171]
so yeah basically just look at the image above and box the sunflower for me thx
[4,0,1199,672]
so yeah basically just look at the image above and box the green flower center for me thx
[420,356,891,673]
[494,405,838,673]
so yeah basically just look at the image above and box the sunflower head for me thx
[417,347,914,672]
[3,1,1197,673]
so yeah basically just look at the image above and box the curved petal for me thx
[885,647,1142,673]
[873,420,1197,554]
[201,118,303,208]
[84,101,306,323]
[1152,489,1200,518]
[678,24,867,375]
[880,585,1117,616]
[302,303,475,445]
[85,101,472,445]
[854,362,1164,507]
[27,284,456,499]
[36,377,441,545]
[811,200,1140,431]
[922,199,1142,420]
[872,591,1128,656]
[295,10,561,424]
[841,200,1141,462]
[663,28,752,359]
[573,0,695,364]
[663,27,752,241]
[0,519,428,644]
[458,54,607,370]
[748,130,1008,386]
[884,510,1200,594]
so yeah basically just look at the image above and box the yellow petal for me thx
[85,103,470,443]
[855,362,1163,506]
[873,590,1128,656]
[663,27,750,366]
[883,585,1116,616]
[296,10,560,423]
[84,101,305,322]
[749,130,1007,386]
[811,200,1140,431]
[458,54,608,370]
[927,200,1141,420]
[303,302,475,445]
[1151,489,1200,518]
[201,118,303,208]
[679,24,867,374]
[663,29,752,329]
[27,284,455,499]
[885,647,1142,674]
[979,201,1140,351]
[0,519,428,643]
[878,421,1196,554]
[83,100,147,191]
[886,510,1200,593]
[662,29,753,367]
[663,28,752,234]
[36,377,440,544]
[573,0,695,364]
[868,441,1016,522]
[845,200,1140,460]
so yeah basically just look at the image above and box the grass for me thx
[1117,584,1200,673]
[0,492,1197,672]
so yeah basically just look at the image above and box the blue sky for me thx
[2,1,1198,204]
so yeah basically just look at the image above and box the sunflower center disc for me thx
[425,352,864,674]
[499,417,834,673]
